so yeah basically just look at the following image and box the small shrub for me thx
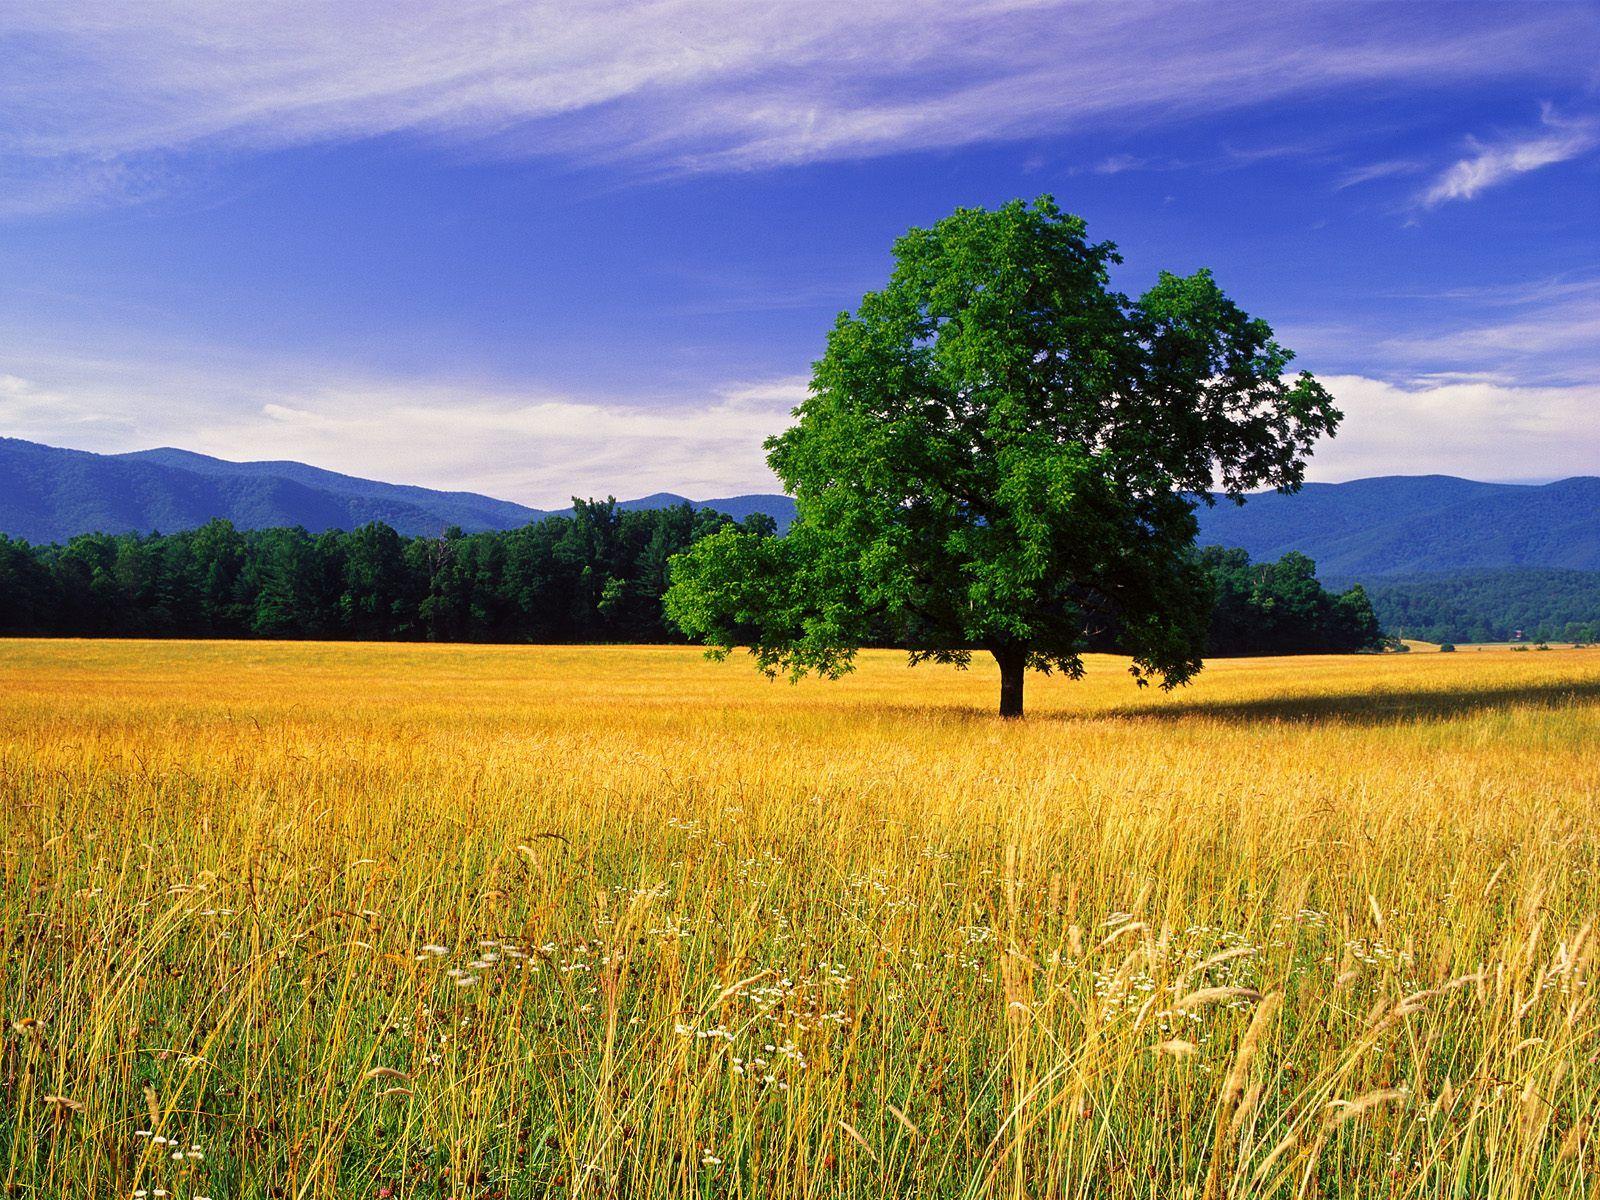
[1438,642,1456,653]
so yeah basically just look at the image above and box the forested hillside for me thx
[1195,475,1600,579]
[1363,570,1600,644]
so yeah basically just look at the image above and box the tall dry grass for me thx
[1,639,1597,1198]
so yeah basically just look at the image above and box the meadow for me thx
[2,639,1597,1199]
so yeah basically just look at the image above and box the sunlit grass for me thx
[2,640,1598,1198]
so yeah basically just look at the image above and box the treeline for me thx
[0,507,1381,655]
[1200,547,1383,655]
[0,501,758,643]
[1362,569,1600,644]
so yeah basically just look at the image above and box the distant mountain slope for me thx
[1196,475,1600,581]
[123,446,543,530]
[0,437,546,542]
[5,436,1590,568]
[0,437,796,543]
[1361,568,1600,643]
[548,492,797,528]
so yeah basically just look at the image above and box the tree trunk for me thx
[995,647,1026,718]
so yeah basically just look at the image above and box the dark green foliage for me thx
[1200,547,1383,656]
[1,507,1380,662]
[0,502,746,643]
[0,535,57,634]
[1362,569,1600,644]
[666,198,1340,714]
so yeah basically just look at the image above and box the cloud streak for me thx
[1335,158,1422,190]
[1420,109,1599,206]
[2,1,1593,211]
[0,340,801,504]
[1282,272,1600,389]
[1309,374,1600,483]
[5,329,1597,502]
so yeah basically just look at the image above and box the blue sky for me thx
[1,1,1596,505]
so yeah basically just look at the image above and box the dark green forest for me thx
[0,503,1381,655]
[0,501,744,643]
[1362,569,1600,644]
[1198,547,1384,656]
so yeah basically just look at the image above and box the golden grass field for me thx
[3,639,1598,1199]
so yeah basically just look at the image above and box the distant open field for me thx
[3,640,1598,1198]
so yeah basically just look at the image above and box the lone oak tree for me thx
[666,197,1340,717]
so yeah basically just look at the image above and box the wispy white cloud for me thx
[1090,153,1149,175]
[1335,158,1422,189]
[239,386,803,504]
[1,0,1592,212]
[1420,108,1600,206]
[1373,277,1600,384]
[5,326,1597,499]
[0,155,175,219]
[1308,373,1600,482]
[1380,301,1600,366]
[1282,272,1600,389]
[1387,276,1600,307]
[0,340,800,505]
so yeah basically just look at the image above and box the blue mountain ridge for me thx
[1192,475,1600,583]
[0,437,796,542]
[3,437,1597,580]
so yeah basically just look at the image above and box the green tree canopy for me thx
[1200,547,1382,656]
[665,197,1341,715]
